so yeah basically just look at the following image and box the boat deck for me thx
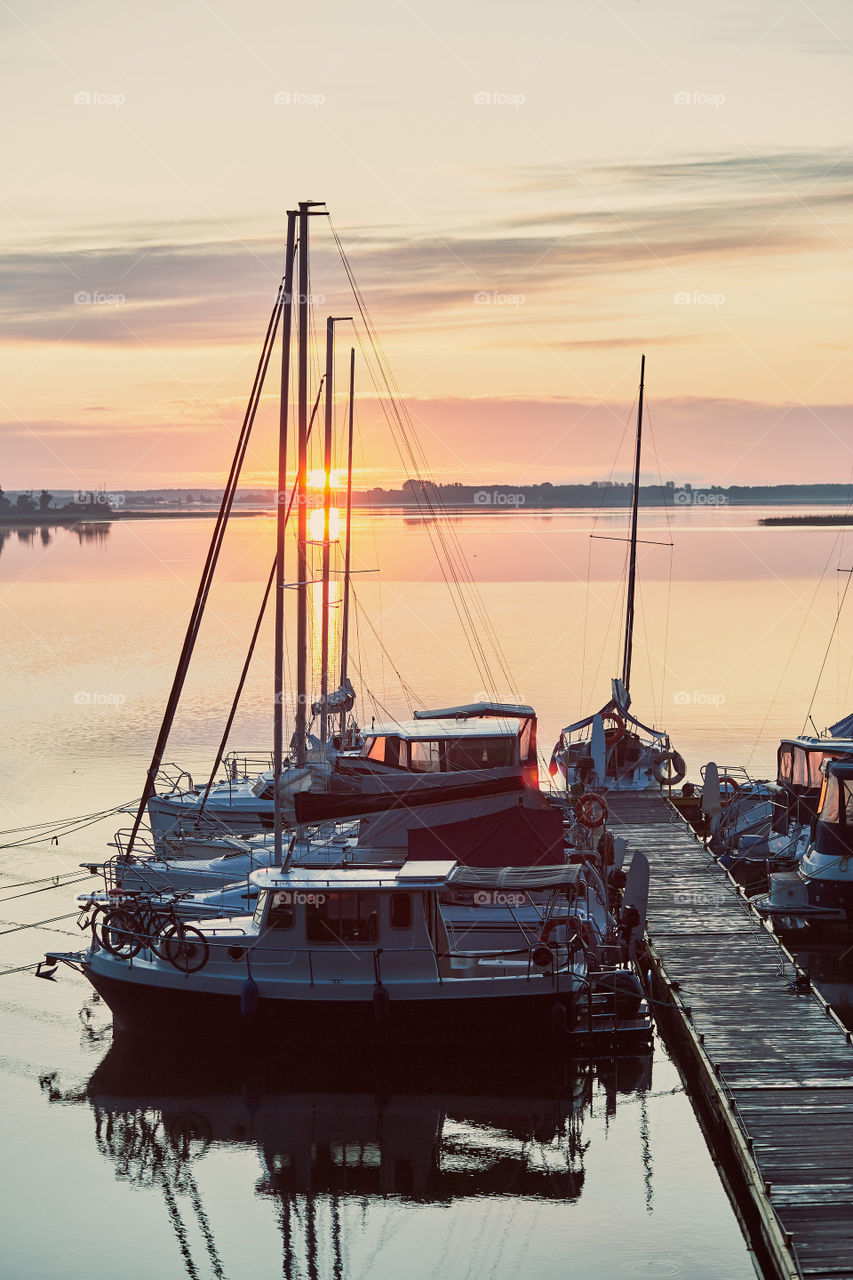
[606,791,853,1280]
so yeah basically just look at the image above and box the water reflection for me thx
[0,520,112,556]
[792,943,853,1031]
[42,1038,652,1278]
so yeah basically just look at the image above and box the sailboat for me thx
[550,356,685,793]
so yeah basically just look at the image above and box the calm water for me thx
[6,503,853,1279]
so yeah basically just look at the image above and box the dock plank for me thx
[606,791,853,1280]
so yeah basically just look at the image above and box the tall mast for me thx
[319,316,350,745]
[621,353,645,698]
[294,200,326,767]
[273,211,297,862]
[339,346,355,740]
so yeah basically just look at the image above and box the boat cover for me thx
[829,711,853,738]
[559,697,667,740]
[447,863,584,890]
[414,702,535,720]
[407,804,564,867]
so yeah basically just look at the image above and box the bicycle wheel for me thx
[98,908,142,959]
[160,924,209,974]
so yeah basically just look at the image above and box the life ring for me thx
[576,793,608,829]
[652,751,687,786]
[719,776,740,805]
[601,711,625,745]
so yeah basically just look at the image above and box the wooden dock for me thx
[607,792,853,1280]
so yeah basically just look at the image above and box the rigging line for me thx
[746,528,851,765]
[803,569,853,734]
[350,585,424,709]
[579,520,594,713]
[0,962,40,977]
[329,222,516,698]
[0,870,95,892]
[0,797,138,839]
[125,281,286,855]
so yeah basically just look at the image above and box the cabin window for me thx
[777,746,793,785]
[306,892,380,944]
[389,892,412,929]
[252,893,267,929]
[792,749,811,788]
[444,736,515,771]
[367,737,386,762]
[821,775,840,824]
[268,891,294,930]
[409,740,442,773]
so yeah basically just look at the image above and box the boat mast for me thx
[339,347,355,741]
[273,211,297,862]
[621,353,645,699]
[319,316,351,746]
[294,200,326,765]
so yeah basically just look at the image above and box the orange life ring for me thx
[576,793,608,829]
[602,711,625,745]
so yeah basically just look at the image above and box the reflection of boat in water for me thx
[42,1035,653,1277]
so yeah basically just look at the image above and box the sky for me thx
[1,0,852,490]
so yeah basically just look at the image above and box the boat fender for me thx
[606,970,644,1020]
[652,751,687,786]
[373,982,391,1026]
[549,1000,568,1043]
[619,904,641,950]
[597,829,616,865]
[531,944,553,969]
[240,976,260,1019]
[576,793,608,829]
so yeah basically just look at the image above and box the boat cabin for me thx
[245,861,586,982]
[812,760,853,860]
[357,716,528,777]
[774,737,853,834]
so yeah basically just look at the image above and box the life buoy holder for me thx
[601,711,625,745]
[651,751,687,787]
[576,793,608,829]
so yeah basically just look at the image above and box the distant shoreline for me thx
[758,515,853,526]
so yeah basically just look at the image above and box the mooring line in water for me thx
[0,873,91,904]
[0,798,140,849]
[0,962,40,977]
[0,911,78,937]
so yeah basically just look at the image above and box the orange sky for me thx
[1,0,852,490]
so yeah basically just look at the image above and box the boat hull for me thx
[83,963,650,1051]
